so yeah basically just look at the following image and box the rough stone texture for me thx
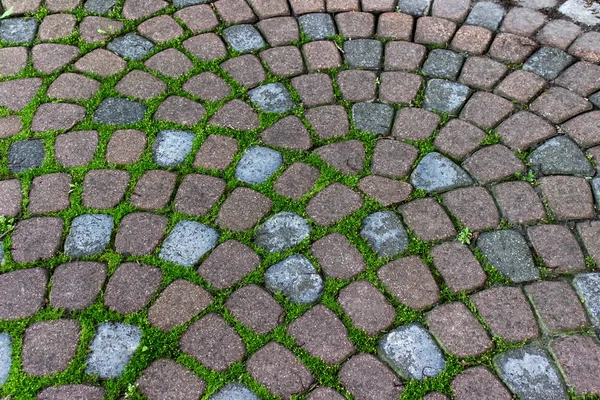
[359,176,413,206]
[495,70,547,105]
[0,78,42,112]
[523,47,575,80]
[414,16,456,45]
[378,256,440,309]
[292,73,335,107]
[32,44,79,74]
[573,273,600,327]
[106,130,147,165]
[257,16,299,46]
[424,79,471,115]
[80,16,124,43]
[459,56,507,90]
[104,263,162,314]
[336,12,375,38]
[460,92,515,129]
[552,335,600,396]
[393,108,440,141]
[536,19,581,50]
[311,232,365,279]
[306,105,349,139]
[249,83,294,113]
[50,262,106,311]
[497,111,556,151]
[463,144,525,184]
[443,187,499,231]
[94,98,147,125]
[194,135,238,171]
[235,146,282,184]
[137,15,184,43]
[299,13,336,40]
[37,385,105,400]
[64,214,114,258]
[433,119,485,160]
[563,111,600,149]
[116,70,167,100]
[451,25,493,55]
[261,46,305,78]
[465,1,505,31]
[131,170,177,211]
[422,49,464,80]
[48,73,100,101]
[184,33,228,62]
[411,152,472,193]
[431,241,487,292]
[198,240,260,289]
[477,230,539,283]
[338,280,395,335]
[211,383,258,400]
[306,183,363,227]
[107,33,154,61]
[307,388,345,400]
[82,169,130,209]
[175,5,219,33]
[360,211,409,258]
[208,100,259,130]
[11,218,63,263]
[274,162,320,200]
[339,353,404,400]
[527,224,585,273]
[400,198,456,242]
[145,49,193,78]
[222,24,265,53]
[0,115,22,139]
[183,72,231,102]
[85,322,142,379]
[32,103,86,133]
[302,40,343,71]
[264,255,324,304]
[0,179,20,217]
[555,61,600,97]
[314,140,365,175]
[539,176,595,221]
[74,49,127,77]
[255,212,310,252]
[0,47,27,77]
[54,130,98,167]
[343,39,383,69]
[530,87,592,125]
[0,268,48,320]
[452,367,512,400]
[337,69,377,102]
[0,18,38,45]
[137,359,206,400]
[84,0,118,13]
[260,115,312,150]
[175,174,225,217]
[377,12,413,40]
[152,130,195,167]
[569,32,600,64]
[493,181,546,225]
[578,221,600,265]
[28,173,72,215]
[226,285,282,334]
[217,188,271,232]
[159,220,219,267]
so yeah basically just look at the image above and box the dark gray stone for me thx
[410,152,473,193]
[422,49,464,80]
[352,102,394,135]
[379,323,446,380]
[360,211,408,258]
[152,130,195,167]
[235,146,283,184]
[65,214,114,258]
[210,383,259,400]
[174,0,213,7]
[0,333,10,386]
[424,79,471,115]
[592,178,600,209]
[84,0,118,14]
[107,34,154,61]
[398,0,432,16]
[343,39,383,70]
[0,18,38,45]
[265,255,324,304]
[573,273,600,327]
[94,98,147,125]
[529,136,594,176]
[523,47,575,80]
[255,212,310,252]
[298,13,336,40]
[222,25,265,53]
[8,139,45,173]
[85,322,142,379]
[591,91,600,108]
[465,2,505,31]
[477,230,539,283]
[248,83,294,113]
[0,247,4,265]
[159,220,219,267]
[494,345,567,400]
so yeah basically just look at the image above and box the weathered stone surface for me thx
[314,140,365,175]
[235,146,282,184]
[452,367,512,400]
[339,353,404,400]
[431,241,487,292]
[11,218,62,263]
[82,169,129,210]
[424,79,471,115]
[422,49,464,80]
[379,256,440,309]
[0,334,10,386]
[255,212,310,252]
[0,18,38,44]
[311,233,365,279]
[530,136,594,177]
[306,183,363,227]
[222,24,265,53]
[194,135,238,171]
[211,383,258,400]
[249,83,294,113]
[85,322,142,379]
[37,385,105,400]
[226,285,282,334]
[360,211,408,258]
[400,198,456,242]
[573,273,600,327]
[410,152,473,193]
[260,115,312,150]
[552,335,600,396]
[497,111,556,151]
[137,359,206,400]
[539,176,595,221]
[465,2,505,31]
[159,220,219,267]
[527,224,585,273]
[343,39,383,69]
[493,181,546,225]
[338,280,395,335]
[94,98,147,125]
[65,214,113,258]
[274,162,320,200]
[393,108,441,141]
[0,268,48,320]
[104,263,162,314]
[477,230,539,283]
[359,176,413,206]
[152,130,195,167]
[442,186,499,231]
[198,240,260,289]
[0,179,21,217]
[107,33,154,61]
[463,145,526,184]
[265,255,323,304]
[51,262,107,310]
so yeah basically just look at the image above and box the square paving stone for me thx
[37,385,105,400]
[222,24,265,53]
[115,70,166,101]
[11,218,63,263]
[452,367,512,400]
[8,139,45,174]
[122,0,168,19]
[74,49,127,77]
[306,183,363,227]
[410,152,473,194]
[527,224,585,273]
[378,256,440,309]
[424,79,471,115]
[443,186,499,231]
[22,320,80,376]
[289,0,325,14]
[573,273,600,327]
[248,83,294,113]
[568,32,600,63]
[311,232,365,279]
[563,111,600,149]
[379,71,422,104]
[431,241,486,292]
[306,105,349,139]
[82,169,129,210]
[477,230,539,283]
[302,40,343,71]
[174,174,225,216]
[298,13,336,40]
[137,359,206,400]
[131,170,177,211]
[501,6,546,37]
[145,49,193,78]
[50,262,106,310]
[343,39,383,69]
[260,46,305,78]
[104,263,161,314]
[221,55,265,88]
[235,146,282,184]
[85,322,142,379]
[536,19,581,50]
[422,49,464,80]
[0,78,42,112]
[539,176,594,221]
[531,87,593,124]
[314,140,365,174]
[137,15,184,43]
[492,181,546,225]
[433,119,485,160]
[336,12,375,38]
[384,41,426,71]
[340,353,403,399]
[460,92,515,129]
[392,107,440,141]
[214,0,256,23]
[377,12,413,40]
[94,98,147,126]
[352,102,394,135]
[259,115,313,150]
[555,61,600,97]
[338,280,395,335]
[552,335,600,396]
[180,313,245,371]
[225,284,282,334]
[255,212,310,252]
[466,1,505,31]
[174,4,219,33]
[0,179,21,217]
[264,255,324,303]
[39,14,76,41]
[530,136,596,176]
[274,162,320,200]
[198,239,260,289]
[107,33,154,61]
[0,18,38,44]
[153,96,206,126]
[257,16,299,46]
[496,111,556,151]
[459,56,507,90]
[64,214,113,258]
[0,115,22,139]
[398,0,432,15]
[432,0,470,22]
[358,176,413,206]
[337,69,378,102]
[414,16,456,45]
[0,47,28,77]
[400,198,456,242]
[84,0,118,13]
[489,33,539,64]
[79,16,124,43]
[182,72,231,102]
[217,187,271,232]
[463,144,525,184]
[494,69,545,105]
[371,139,419,179]
[184,33,227,62]
[523,47,575,80]
[291,73,335,107]
[159,220,219,267]
[361,211,409,257]
[106,130,146,165]
[0,268,47,320]
[147,279,212,332]
[194,135,238,171]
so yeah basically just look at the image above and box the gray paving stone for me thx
[107,33,154,61]
[210,383,259,400]
[573,273,600,327]
[0,333,10,386]
[422,50,464,80]
[591,178,600,208]
[424,79,471,115]
[494,345,567,400]
[298,13,336,40]
[174,0,211,7]
[523,47,575,80]
[477,230,539,283]
[352,102,394,135]
[591,91,600,108]
[255,212,310,252]
[159,220,219,267]
[84,0,118,14]
[8,139,45,173]
[360,211,408,258]
[0,18,38,44]
[85,322,142,379]
[248,83,293,113]
[265,254,324,304]
[65,214,114,258]
[343,39,383,69]
[222,24,265,53]
[235,146,282,184]
[398,0,432,16]
[465,2,505,31]
[94,98,147,125]
[152,130,195,167]
[379,323,446,380]
[559,0,600,27]
[529,136,594,177]
[410,152,473,193]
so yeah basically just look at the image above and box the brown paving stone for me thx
[555,62,600,97]
[378,256,440,309]
[183,72,231,102]
[306,183,363,227]
[137,15,184,43]
[47,73,101,101]
[11,218,63,263]
[371,139,418,179]
[260,116,312,151]
[493,181,546,225]
[536,19,581,51]
[45,0,80,13]
[2,0,40,13]
[463,144,525,184]
[414,16,457,45]
[384,41,427,71]
[114,212,167,256]
[32,44,79,74]
[131,170,177,211]
[175,4,219,33]
[530,87,592,124]
[32,103,86,133]
[79,17,124,43]
[494,70,546,104]
[104,263,162,314]
[247,342,313,398]
[377,12,413,40]
[261,46,305,78]
[552,335,600,396]
[226,285,283,334]
[82,169,129,209]
[379,71,422,104]
[106,130,146,165]
[358,175,412,206]
[452,367,512,400]
[28,173,71,215]
[148,280,212,332]
[217,188,271,232]
[174,174,225,216]
[194,135,238,171]
[274,163,320,200]
[460,92,515,129]
[0,115,22,139]
[314,140,365,175]
[426,302,492,357]
[0,78,42,111]
[496,111,556,151]
[289,0,325,14]
[338,280,395,335]
[337,69,377,102]
[22,320,81,376]
[424,393,450,400]
[327,0,360,11]
[472,286,539,342]
[0,268,47,320]
[54,130,98,168]
[208,99,259,131]
[432,0,470,22]
[214,0,257,24]
[181,313,245,371]
[501,7,546,37]
[363,0,396,12]
[198,240,260,289]
[400,198,456,242]
[154,96,206,126]
[433,119,485,160]
[392,107,441,141]
[137,359,206,400]
[569,32,600,64]
[145,49,193,78]
[74,49,127,77]
[527,225,585,273]
[0,179,21,217]
[488,33,539,64]
[184,33,228,62]
[563,111,600,149]
[306,105,349,139]
[339,353,403,400]
[303,41,343,72]
[122,0,167,19]
[221,55,265,88]
[0,47,28,77]
[525,280,589,333]
[443,187,499,231]
[311,232,365,279]
[431,241,486,292]
[292,73,335,108]
[450,25,493,55]
[539,176,594,221]
[115,70,167,100]
[458,57,507,91]
[37,385,105,400]
[336,12,375,38]
[578,220,600,265]
[258,17,299,46]
[50,262,106,310]
[39,14,76,41]
[307,387,345,400]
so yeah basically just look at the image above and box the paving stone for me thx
[194,135,237,171]
[289,0,325,14]
[184,33,227,62]
[327,0,360,11]
[50,262,106,310]
[211,383,258,400]
[410,152,473,193]
[107,34,153,63]
[106,130,146,165]
[105,263,161,314]
[379,71,422,104]
[22,320,80,376]
[489,33,539,64]
[274,163,320,200]
[151,130,195,168]
[306,388,345,400]
[39,13,76,41]
[569,32,600,64]
[465,1,505,31]
[37,385,105,400]
[137,359,206,400]
[494,345,567,400]
[359,176,413,206]
[11,218,62,263]
[459,56,507,90]
[116,70,167,100]
[183,72,231,102]
[555,62,600,98]
[552,335,600,396]
[94,98,146,125]
[315,140,365,174]
[493,181,546,225]
[536,19,581,51]
[0,268,47,320]
[214,0,256,23]
[235,146,282,184]
[145,49,193,78]
[477,230,539,282]
[460,92,515,129]
[260,115,312,150]
[181,313,245,371]
[198,239,260,289]
[305,105,349,139]
[261,46,305,79]
[423,393,449,400]
[257,16,299,46]
[0,18,38,44]
[362,0,396,11]
[360,211,408,257]
[452,367,512,400]
[352,102,394,135]
[393,108,441,141]
[433,119,485,160]
[578,221,600,266]
[0,78,41,111]
[414,16,457,46]
[298,13,336,40]
[217,188,271,232]
[400,198,456,242]
[398,0,432,15]
[311,230,362,274]
[501,7,546,37]
[0,115,21,139]
[338,280,395,335]
[288,305,354,364]
[336,70,377,102]
[463,144,525,184]
[340,353,404,399]
[220,56,265,89]
[82,169,130,210]
[32,102,86,132]
[85,322,142,379]
[291,73,334,107]
[226,285,282,334]
[306,183,363,226]
[222,24,265,53]
[209,100,259,131]
[84,0,117,13]
[379,256,440,308]
[529,136,593,177]
[74,48,127,77]
[159,220,218,267]
[528,224,585,273]
[28,173,71,215]
[122,0,167,19]
[564,111,600,149]
[424,79,471,115]
[55,131,97,166]
[48,72,101,101]
[154,96,206,126]
[379,323,446,380]
[540,176,594,220]
[115,213,167,257]
[343,39,383,69]
[65,214,113,258]
[137,15,183,43]
[371,140,418,179]
[303,40,343,71]
[431,241,486,292]
[0,333,8,385]
[526,280,589,332]
[1,0,40,14]
[422,49,464,80]
[431,0,469,22]
[496,111,555,151]
[248,83,294,113]
[384,41,426,72]
[175,4,219,33]
[377,12,413,40]
[531,87,593,124]
[336,12,375,38]
[573,273,600,327]
[255,212,310,252]
[523,47,575,81]
[247,342,313,398]
[80,16,123,42]
[175,174,225,217]
[265,255,323,303]
[0,47,27,77]
[450,25,493,55]
[0,179,21,217]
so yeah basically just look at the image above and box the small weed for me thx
[515,169,537,184]
[457,227,473,245]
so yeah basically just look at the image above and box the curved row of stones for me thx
[1,0,600,399]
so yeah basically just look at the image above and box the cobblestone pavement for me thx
[1,0,600,399]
